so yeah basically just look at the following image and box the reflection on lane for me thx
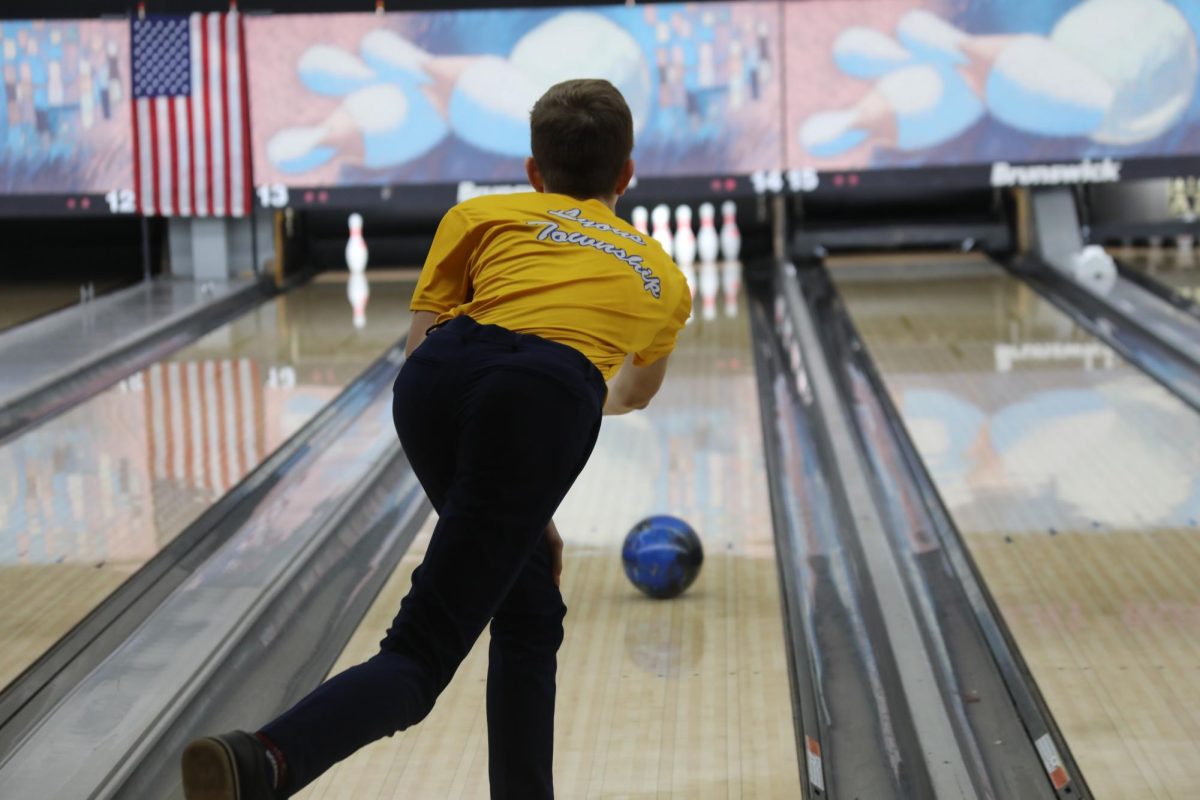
[831,255,1200,798]
[0,275,415,691]
[1112,245,1200,306]
[833,259,1200,532]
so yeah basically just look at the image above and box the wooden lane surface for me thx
[0,277,415,692]
[299,273,804,799]
[831,254,1200,799]
[299,525,798,800]
[0,280,127,333]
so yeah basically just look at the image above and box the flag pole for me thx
[137,1,149,281]
[141,217,153,282]
[231,0,259,277]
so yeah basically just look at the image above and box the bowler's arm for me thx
[603,354,670,415]
[406,310,441,357]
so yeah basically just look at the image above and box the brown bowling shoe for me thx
[181,731,283,800]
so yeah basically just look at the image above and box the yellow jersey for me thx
[411,192,691,380]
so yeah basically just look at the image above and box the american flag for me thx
[131,11,252,217]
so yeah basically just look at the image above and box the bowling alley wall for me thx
[3,0,1200,215]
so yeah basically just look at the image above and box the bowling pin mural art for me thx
[785,0,1200,171]
[244,4,783,187]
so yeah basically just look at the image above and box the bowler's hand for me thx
[545,519,563,587]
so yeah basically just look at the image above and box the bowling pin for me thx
[696,202,719,265]
[631,205,649,236]
[674,205,697,299]
[359,28,432,80]
[896,9,1113,140]
[345,213,369,273]
[719,201,741,262]
[800,64,983,156]
[699,262,719,320]
[894,9,968,64]
[268,83,447,174]
[297,45,377,96]
[833,27,913,79]
[348,272,370,329]
[650,204,674,259]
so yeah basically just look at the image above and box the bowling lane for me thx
[298,263,805,799]
[0,273,415,692]
[1081,247,1200,367]
[1109,245,1200,308]
[0,280,129,334]
[830,253,1200,799]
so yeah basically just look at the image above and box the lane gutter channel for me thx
[0,319,399,762]
[1112,257,1200,321]
[1012,257,1200,414]
[812,263,1091,800]
[752,265,945,799]
[0,277,283,445]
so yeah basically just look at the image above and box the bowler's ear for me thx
[526,158,546,193]
[614,159,635,197]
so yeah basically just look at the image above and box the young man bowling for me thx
[181,78,690,800]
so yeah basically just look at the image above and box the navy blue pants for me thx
[262,316,606,798]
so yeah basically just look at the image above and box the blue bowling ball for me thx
[622,515,703,599]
